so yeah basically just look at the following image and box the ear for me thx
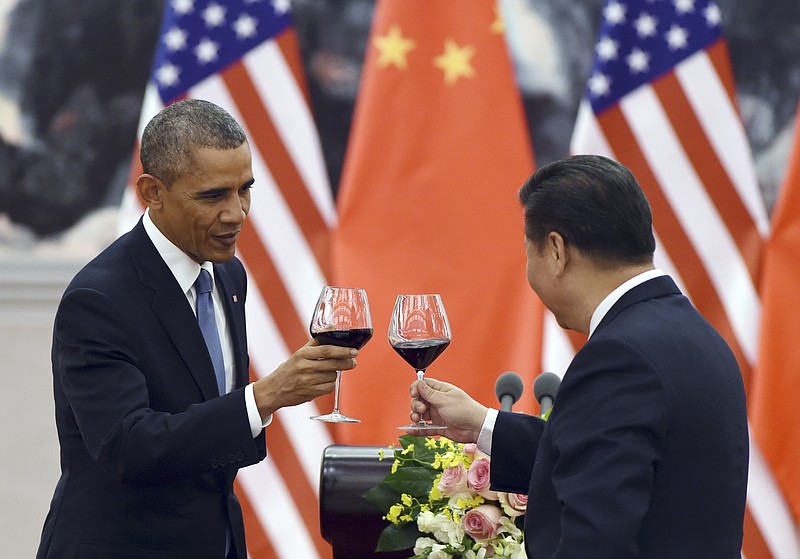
[136,174,162,210]
[547,231,570,275]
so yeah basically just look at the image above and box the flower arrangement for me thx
[363,435,527,559]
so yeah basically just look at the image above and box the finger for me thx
[416,379,440,401]
[410,398,428,416]
[314,379,337,394]
[332,357,357,371]
[301,357,357,374]
[310,344,358,359]
[417,377,446,392]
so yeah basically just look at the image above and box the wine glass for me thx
[309,286,373,423]
[388,293,451,432]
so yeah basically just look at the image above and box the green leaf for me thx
[398,434,426,448]
[385,465,438,496]
[375,522,422,552]
[363,483,403,512]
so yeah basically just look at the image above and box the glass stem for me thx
[332,370,342,414]
[416,369,426,425]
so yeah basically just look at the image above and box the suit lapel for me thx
[126,221,221,401]
[213,264,249,388]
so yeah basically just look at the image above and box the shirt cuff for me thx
[477,408,498,456]
[245,382,272,438]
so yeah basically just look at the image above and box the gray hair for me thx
[140,99,247,184]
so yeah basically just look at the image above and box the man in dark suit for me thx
[37,99,357,559]
[410,155,749,558]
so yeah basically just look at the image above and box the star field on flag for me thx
[589,0,722,112]
[152,0,292,103]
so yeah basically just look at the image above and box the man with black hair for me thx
[410,154,748,558]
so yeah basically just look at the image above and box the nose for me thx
[221,192,248,223]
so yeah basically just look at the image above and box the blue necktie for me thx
[195,269,226,396]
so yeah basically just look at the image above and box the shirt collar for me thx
[142,208,214,294]
[588,268,665,337]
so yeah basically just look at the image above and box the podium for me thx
[319,445,412,559]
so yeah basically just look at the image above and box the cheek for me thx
[194,206,219,228]
[526,259,537,289]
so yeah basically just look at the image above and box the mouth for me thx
[213,230,240,247]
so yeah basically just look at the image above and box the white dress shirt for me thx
[142,210,269,438]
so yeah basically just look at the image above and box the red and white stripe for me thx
[121,32,336,559]
[547,40,800,559]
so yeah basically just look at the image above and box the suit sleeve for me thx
[55,286,264,487]
[549,337,670,559]
[490,411,545,493]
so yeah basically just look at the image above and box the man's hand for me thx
[253,339,357,420]
[409,378,488,443]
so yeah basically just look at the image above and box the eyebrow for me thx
[197,178,255,197]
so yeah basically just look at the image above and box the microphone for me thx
[533,372,561,415]
[495,371,524,412]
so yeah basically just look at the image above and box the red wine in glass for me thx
[388,294,451,432]
[391,338,450,371]
[309,286,373,423]
[312,328,374,350]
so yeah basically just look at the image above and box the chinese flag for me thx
[751,106,800,525]
[332,0,541,445]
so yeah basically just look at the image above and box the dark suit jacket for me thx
[490,276,748,559]
[37,220,267,559]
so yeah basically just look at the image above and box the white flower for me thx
[417,510,465,548]
[498,516,524,539]
[429,546,454,559]
[492,532,527,558]
[414,537,454,559]
[417,510,449,534]
[439,519,466,548]
[464,547,488,559]
[506,540,527,559]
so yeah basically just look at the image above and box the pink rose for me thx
[498,492,528,517]
[467,457,498,500]
[463,443,478,456]
[461,504,503,541]
[437,463,468,496]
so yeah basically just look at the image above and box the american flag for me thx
[556,0,799,557]
[121,0,336,557]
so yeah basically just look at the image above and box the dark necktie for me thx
[195,269,226,396]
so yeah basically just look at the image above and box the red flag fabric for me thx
[751,106,800,547]
[120,2,337,557]
[554,1,799,557]
[332,0,541,445]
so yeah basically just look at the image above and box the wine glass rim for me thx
[323,285,367,290]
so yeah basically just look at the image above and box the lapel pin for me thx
[232,295,238,303]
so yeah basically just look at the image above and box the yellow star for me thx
[433,39,476,85]
[491,6,505,34]
[374,24,416,69]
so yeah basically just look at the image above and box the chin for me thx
[207,249,237,263]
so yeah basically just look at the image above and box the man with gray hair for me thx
[37,99,357,559]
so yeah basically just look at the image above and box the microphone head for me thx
[533,372,561,403]
[495,371,524,404]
